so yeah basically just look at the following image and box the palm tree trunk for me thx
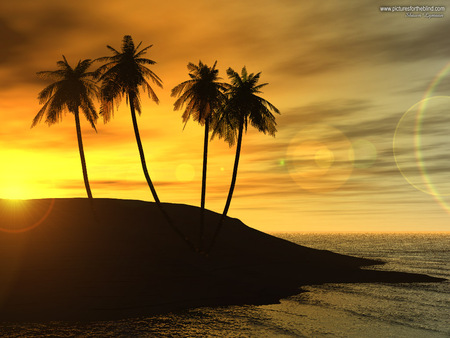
[74,109,93,199]
[199,117,210,249]
[129,93,160,204]
[128,93,197,252]
[222,122,243,217]
[207,122,244,253]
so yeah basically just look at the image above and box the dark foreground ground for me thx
[0,198,445,322]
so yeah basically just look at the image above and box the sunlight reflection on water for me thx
[1,233,448,337]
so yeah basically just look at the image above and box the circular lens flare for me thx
[287,124,353,193]
[394,96,450,196]
[350,139,377,168]
[315,147,334,169]
[394,61,450,216]
[0,199,55,233]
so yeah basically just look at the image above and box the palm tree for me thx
[171,61,229,249]
[32,56,98,199]
[96,36,196,251]
[96,35,163,203]
[207,66,280,252]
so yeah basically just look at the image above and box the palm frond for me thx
[186,62,199,74]
[134,45,152,58]
[106,45,120,55]
[131,92,142,114]
[80,103,98,131]
[172,61,227,127]
[36,69,66,80]
[218,66,280,141]
[76,59,93,74]
[33,56,98,129]
[96,35,162,117]
[143,81,159,104]
[134,40,143,52]
[136,57,156,66]
[31,101,51,128]
[171,80,193,97]
[139,65,163,87]
[37,82,60,104]
[210,107,239,146]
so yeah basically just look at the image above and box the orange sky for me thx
[1,0,450,232]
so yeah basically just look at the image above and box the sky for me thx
[1,0,450,232]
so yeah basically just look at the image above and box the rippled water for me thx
[1,233,449,337]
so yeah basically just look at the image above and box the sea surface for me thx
[1,232,449,337]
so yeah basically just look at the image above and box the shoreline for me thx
[0,198,445,322]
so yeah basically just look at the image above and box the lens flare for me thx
[0,199,55,233]
[315,147,334,169]
[350,139,377,168]
[394,96,450,196]
[287,124,353,193]
[394,62,450,215]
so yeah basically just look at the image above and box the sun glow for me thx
[0,149,59,200]
[0,182,33,200]
[0,199,55,233]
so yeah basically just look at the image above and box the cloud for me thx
[382,18,450,63]
[0,18,28,65]
[279,99,374,130]
[403,71,450,97]
[337,113,402,139]
[1,0,449,227]
[0,1,140,90]
[271,1,450,78]
[2,0,448,93]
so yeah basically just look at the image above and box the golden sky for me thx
[1,0,450,232]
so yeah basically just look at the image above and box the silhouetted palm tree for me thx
[96,35,163,203]
[171,61,228,248]
[32,56,98,199]
[208,66,280,252]
[96,36,196,252]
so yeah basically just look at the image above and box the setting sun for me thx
[0,184,29,200]
[0,0,448,234]
[0,173,39,200]
[0,0,449,335]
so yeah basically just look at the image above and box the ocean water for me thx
[1,232,449,337]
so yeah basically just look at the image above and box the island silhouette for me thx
[1,35,446,322]
[0,198,444,322]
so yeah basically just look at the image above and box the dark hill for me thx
[0,198,444,322]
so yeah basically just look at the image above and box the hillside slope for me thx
[0,198,443,321]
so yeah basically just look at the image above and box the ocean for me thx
[1,232,449,337]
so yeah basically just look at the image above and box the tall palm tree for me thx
[96,36,196,251]
[96,35,163,203]
[208,66,280,252]
[32,56,98,199]
[171,61,228,249]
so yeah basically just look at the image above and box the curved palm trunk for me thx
[199,117,210,249]
[129,93,160,204]
[128,93,197,252]
[74,109,93,199]
[207,122,244,253]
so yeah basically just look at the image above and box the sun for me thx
[0,183,32,200]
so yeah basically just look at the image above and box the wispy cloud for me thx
[1,0,449,230]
